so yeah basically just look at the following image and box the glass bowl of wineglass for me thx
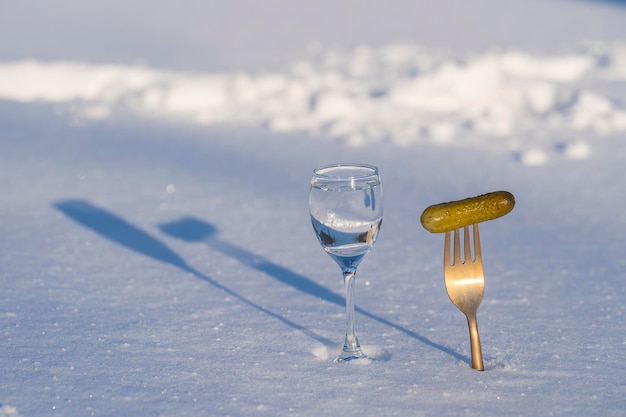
[309,163,383,362]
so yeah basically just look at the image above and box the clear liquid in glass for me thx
[310,215,382,270]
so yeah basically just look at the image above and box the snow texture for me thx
[1,41,626,160]
[0,1,625,416]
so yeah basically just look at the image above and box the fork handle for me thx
[467,315,484,371]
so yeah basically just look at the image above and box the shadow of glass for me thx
[53,199,335,347]
[55,200,194,272]
[159,217,467,364]
[159,218,345,305]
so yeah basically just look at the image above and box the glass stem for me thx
[342,268,361,355]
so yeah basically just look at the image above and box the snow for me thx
[2,42,626,156]
[1,1,625,416]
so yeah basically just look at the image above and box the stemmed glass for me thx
[309,163,384,362]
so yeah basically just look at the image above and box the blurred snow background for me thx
[2,0,626,164]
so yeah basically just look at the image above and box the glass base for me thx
[334,348,367,363]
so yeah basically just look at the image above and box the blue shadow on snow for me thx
[53,199,335,347]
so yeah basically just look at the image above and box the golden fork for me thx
[443,224,485,371]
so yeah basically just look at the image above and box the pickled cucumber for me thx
[420,191,515,233]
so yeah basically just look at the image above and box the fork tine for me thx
[473,223,482,262]
[463,226,471,263]
[453,228,461,266]
[444,231,451,266]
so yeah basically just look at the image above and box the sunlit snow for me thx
[1,1,625,416]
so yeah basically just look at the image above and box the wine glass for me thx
[309,163,384,362]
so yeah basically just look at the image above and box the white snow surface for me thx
[2,41,626,158]
[1,1,625,416]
